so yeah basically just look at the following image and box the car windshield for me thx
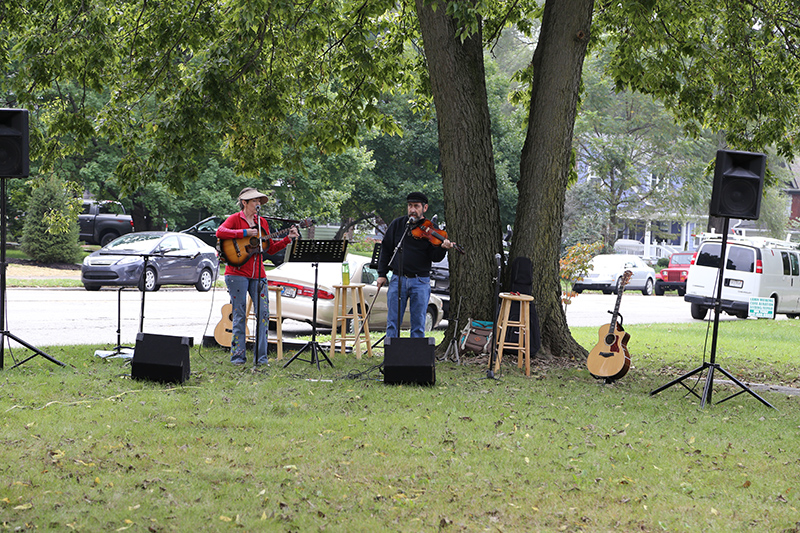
[104,233,162,252]
[670,254,693,266]
[592,255,630,268]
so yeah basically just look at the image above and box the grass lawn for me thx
[2,320,800,531]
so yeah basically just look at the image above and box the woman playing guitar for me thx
[215,187,299,367]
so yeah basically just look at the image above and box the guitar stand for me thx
[282,240,348,370]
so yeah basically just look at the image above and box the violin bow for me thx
[352,283,383,342]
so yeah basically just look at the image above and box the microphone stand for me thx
[253,204,264,369]
[485,253,503,380]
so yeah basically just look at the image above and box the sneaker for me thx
[231,359,246,366]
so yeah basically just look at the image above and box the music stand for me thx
[369,242,381,270]
[650,216,774,409]
[282,239,348,370]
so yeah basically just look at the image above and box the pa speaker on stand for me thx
[709,149,766,220]
[651,148,774,409]
[0,109,30,178]
[0,108,65,370]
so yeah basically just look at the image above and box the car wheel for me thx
[642,278,654,296]
[100,231,119,247]
[425,306,436,332]
[574,288,583,294]
[654,285,664,296]
[195,268,214,292]
[139,266,158,292]
[677,288,686,297]
[602,289,612,295]
[345,304,366,334]
[84,284,101,291]
[690,303,708,320]
[612,278,622,295]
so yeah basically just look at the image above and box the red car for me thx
[654,252,694,296]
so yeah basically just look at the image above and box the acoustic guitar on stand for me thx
[219,218,313,266]
[586,270,632,383]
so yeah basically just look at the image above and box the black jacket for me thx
[377,216,447,278]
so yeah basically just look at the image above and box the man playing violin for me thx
[376,191,457,338]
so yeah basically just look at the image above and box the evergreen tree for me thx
[21,178,83,264]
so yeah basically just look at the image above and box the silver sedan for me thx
[81,232,219,292]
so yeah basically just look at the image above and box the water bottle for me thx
[342,262,350,285]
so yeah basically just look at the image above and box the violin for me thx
[411,218,465,254]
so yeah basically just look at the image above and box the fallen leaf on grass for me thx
[14,503,32,510]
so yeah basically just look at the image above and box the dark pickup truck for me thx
[78,200,134,246]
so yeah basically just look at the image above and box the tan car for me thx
[267,253,444,331]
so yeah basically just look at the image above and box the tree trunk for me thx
[131,192,158,232]
[514,0,595,359]
[415,0,504,344]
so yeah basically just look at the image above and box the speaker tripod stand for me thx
[0,177,65,369]
[650,216,774,409]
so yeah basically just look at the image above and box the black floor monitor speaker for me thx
[709,149,766,220]
[383,336,436,385]
[132,332,193,384]
[0,109,29,178]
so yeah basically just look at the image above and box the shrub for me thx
[20,177,83,264]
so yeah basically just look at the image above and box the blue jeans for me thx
[386,274,431,338]
[225,275,270,364]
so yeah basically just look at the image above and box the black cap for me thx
[406,191,428,204]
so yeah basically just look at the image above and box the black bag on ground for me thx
[503,256,541,355]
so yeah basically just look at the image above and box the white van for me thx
[684,234,800,320]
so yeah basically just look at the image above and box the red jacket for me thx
[216,211,291,279]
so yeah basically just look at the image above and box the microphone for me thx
[406,216,417,225]
[495,253,502,267]
[256,203,262,212]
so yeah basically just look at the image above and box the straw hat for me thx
[238,187,269,205]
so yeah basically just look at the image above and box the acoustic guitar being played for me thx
[586,270,633,383]
[219,218,313,267]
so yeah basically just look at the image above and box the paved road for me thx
[0,287,759,349]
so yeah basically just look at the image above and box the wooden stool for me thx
[494,292,535,376]
[329,284,373,359]
[245,286,283,359]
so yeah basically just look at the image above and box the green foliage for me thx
[4,0,420,192]
[596,0,800,160]
[573,48,718,246]
[2,320,800,531]
[559,241,602,308]
[20,177,83,263]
